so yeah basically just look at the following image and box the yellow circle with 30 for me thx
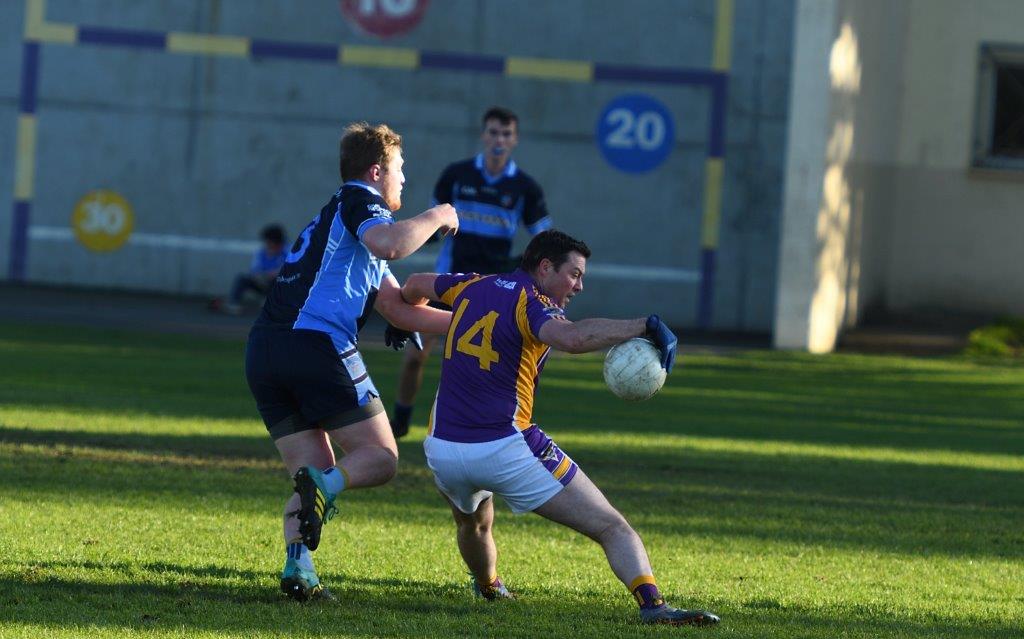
[71,190,134,252]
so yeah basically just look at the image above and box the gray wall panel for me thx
[3,0,795,332]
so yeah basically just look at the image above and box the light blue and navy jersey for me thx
[256,182,393,353]
[434,154,552,274]
[428,269,566,443]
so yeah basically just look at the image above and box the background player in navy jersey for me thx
[389,106,552,438]
[399,230,720,627]
[245,122,459,601]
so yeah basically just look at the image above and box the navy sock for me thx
[392,403,413,433]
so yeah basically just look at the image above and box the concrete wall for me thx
[1,0,794,331]
[885,0,1024,317]
[775,0,909,351]
[775,0,1024,351]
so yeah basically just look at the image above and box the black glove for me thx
[384,324,423,351]
[645,314,677,373]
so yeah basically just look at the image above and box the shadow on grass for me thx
[4,350,1022,457]
[2,560,1021,639]
[0,425,277,461]
[3,425,1022,561]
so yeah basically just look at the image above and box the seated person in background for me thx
[210,224,287,315]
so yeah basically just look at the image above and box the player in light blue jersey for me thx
[245,122,459,601]
[401,230,719,627]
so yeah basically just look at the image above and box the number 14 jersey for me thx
[429,269,566,443]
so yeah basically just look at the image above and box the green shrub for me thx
[966,317,1024,357]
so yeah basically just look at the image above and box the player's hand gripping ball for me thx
[603,338,668,401]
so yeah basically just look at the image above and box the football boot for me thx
[293,466,338,551]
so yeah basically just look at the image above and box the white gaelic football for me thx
[603,338,667,401]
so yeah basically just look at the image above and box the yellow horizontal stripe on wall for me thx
[505,57,593,82]
[15,115,37,200]
[167,32,250,57]
[340,45,419,69]
[701,158,724,249]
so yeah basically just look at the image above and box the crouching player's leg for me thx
[443,494,514,600]
[533,470,720,626]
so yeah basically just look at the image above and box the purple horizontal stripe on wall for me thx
[594,63,720,87]
[420,51,504,74]
[19,42,39,114]
[250,39,337,62]
[78,25,167,49]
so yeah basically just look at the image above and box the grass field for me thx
[1,321,1022,638]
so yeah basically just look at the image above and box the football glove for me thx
[384,324,423,351]
[645,314,677,373]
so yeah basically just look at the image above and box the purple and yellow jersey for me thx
[428,269,565,443]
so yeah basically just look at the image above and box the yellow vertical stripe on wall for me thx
[167,32,250,57]
[701,158,724,249]
[712,0,734,71]
[14,115,37,200]
[340,45,419,69]
[505,57,593,82]
[24,0,45,34]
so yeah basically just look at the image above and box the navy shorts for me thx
[245,326,384,440]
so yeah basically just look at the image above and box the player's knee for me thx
[457,519,490,537]
[595,516,635,544]
[404,349,429,370]
[378,446,399,480]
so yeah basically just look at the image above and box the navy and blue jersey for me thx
[434,154,551,274]
[256,182,393,353]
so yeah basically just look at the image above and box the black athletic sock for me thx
[391,403,413,437]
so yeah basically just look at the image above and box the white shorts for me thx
[423,426,579,514]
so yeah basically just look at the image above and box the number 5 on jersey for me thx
[445,299,500,371]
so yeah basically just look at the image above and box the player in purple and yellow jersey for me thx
[399,230,720,627]
[389,107,552,438]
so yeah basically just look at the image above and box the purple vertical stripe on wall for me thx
[708,75,728,158]
[697,248,716,329]
[8,201,31,281]
[19,42,40,114]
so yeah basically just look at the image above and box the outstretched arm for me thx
[538,317,646,354]
[362,204,459,261]
[538,315,678,372]
[375,274,451,334]
[400,273,443,305]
